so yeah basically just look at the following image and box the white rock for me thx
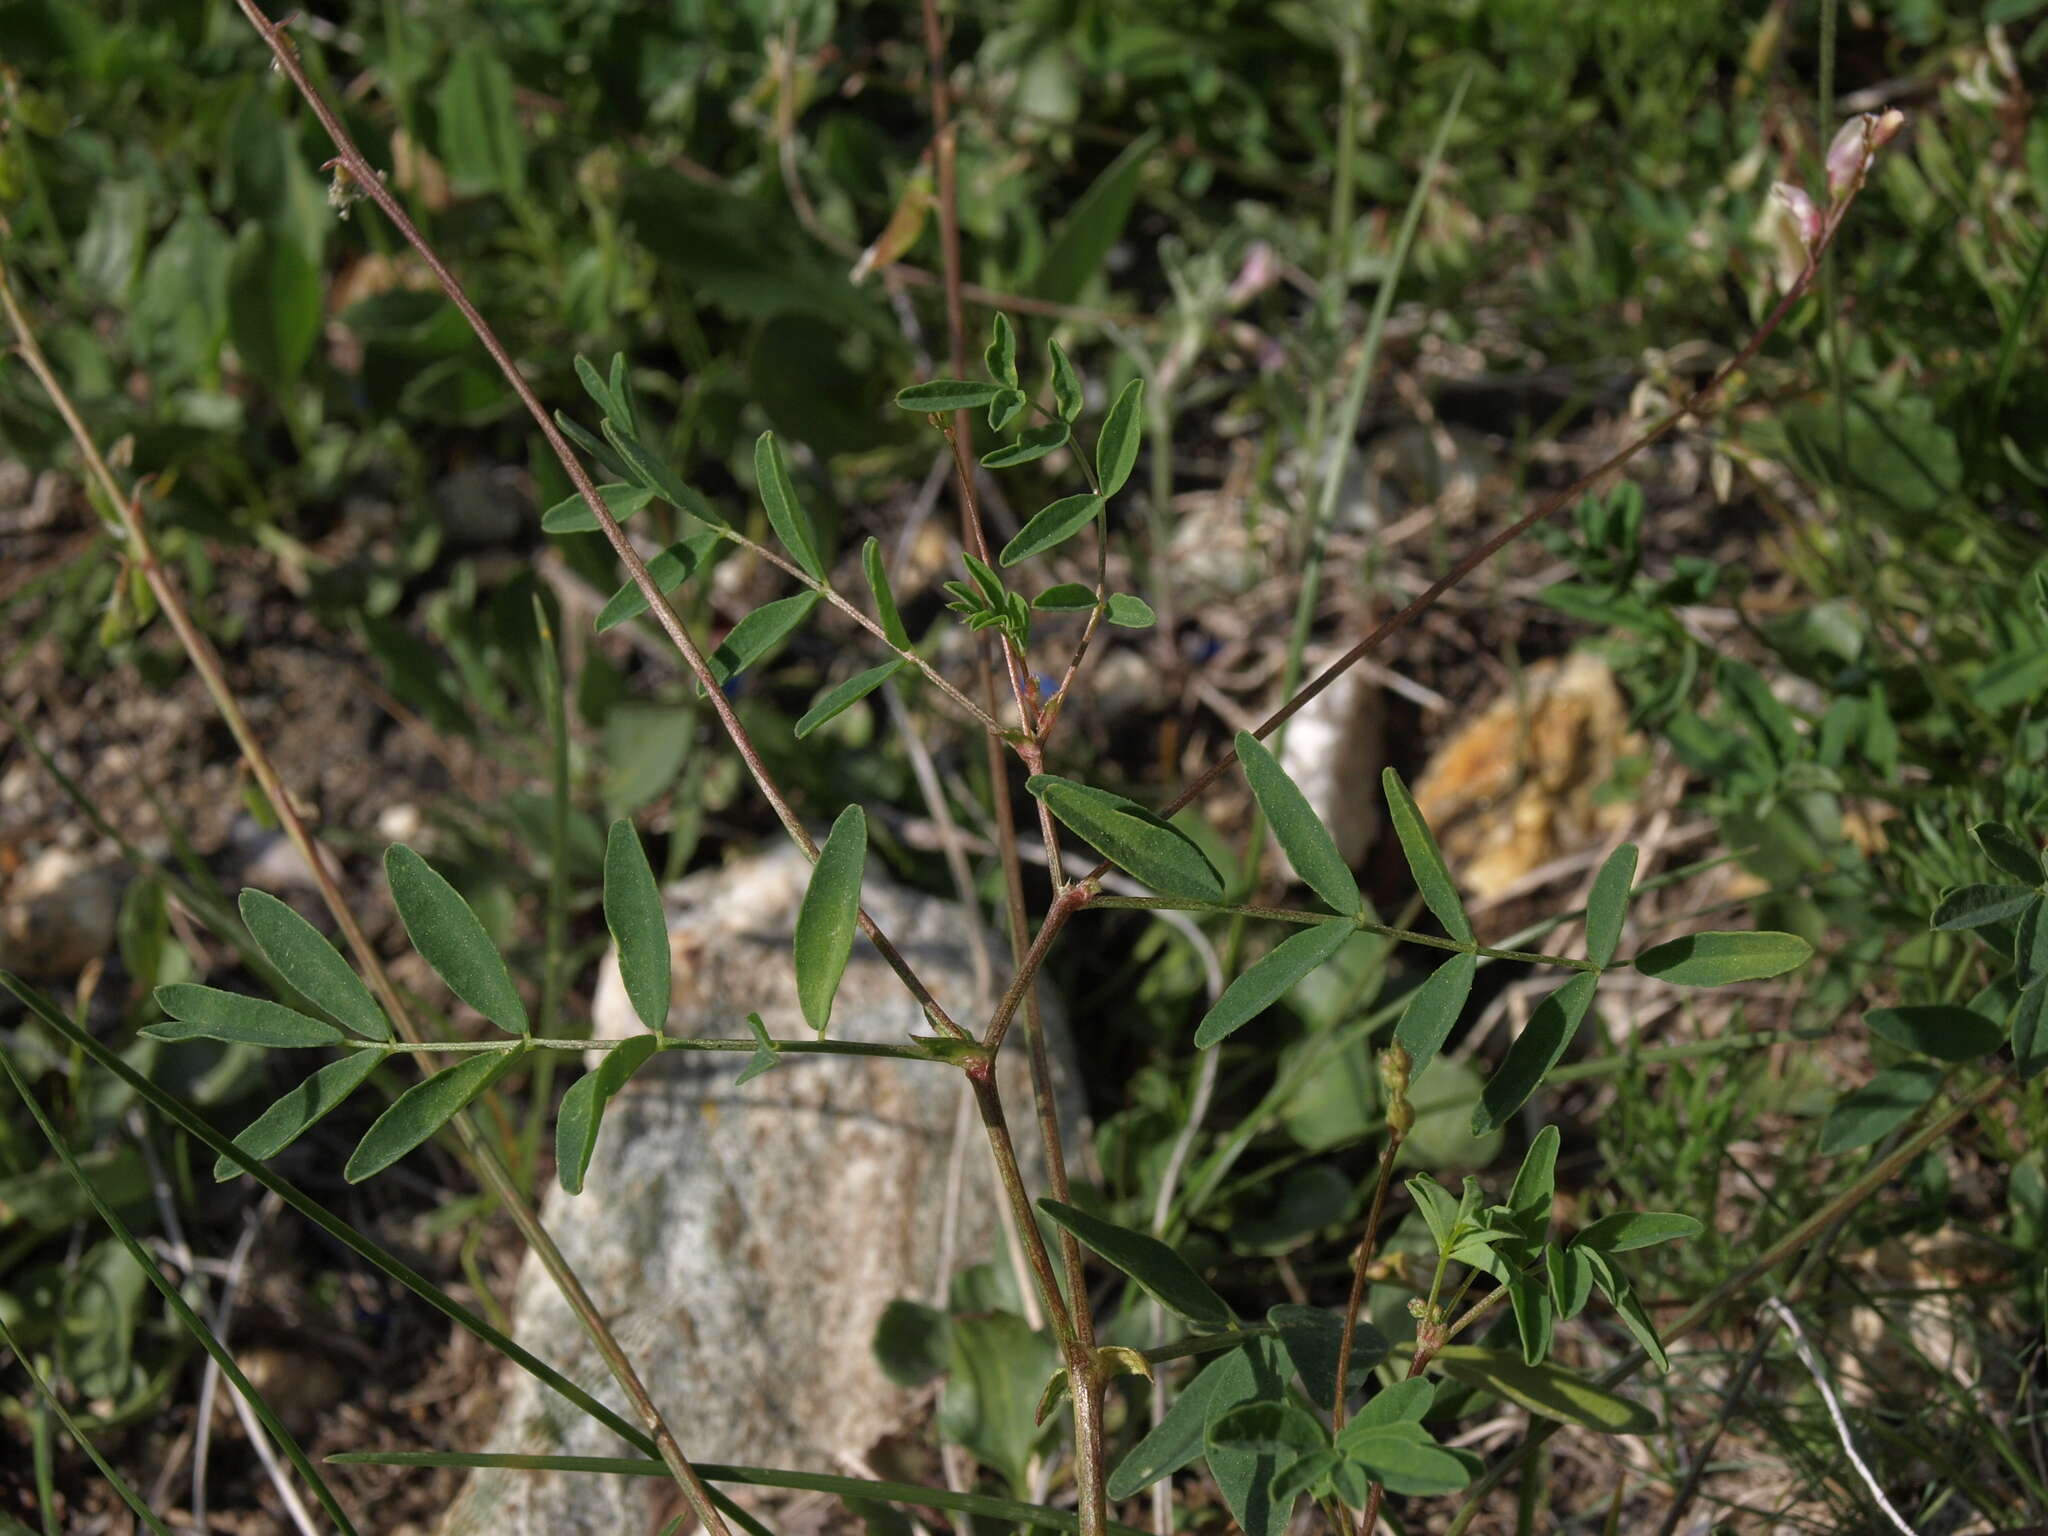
[0,847,123,980]
[1276,656,1384,870]
[441,844,1082,1536]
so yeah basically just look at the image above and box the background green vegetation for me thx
[1,0,2044,1530]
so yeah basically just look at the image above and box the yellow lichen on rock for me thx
[1412,652,1643,901]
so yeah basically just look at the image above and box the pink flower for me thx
[1773,181,1823,250]
[1825,109,1907,202]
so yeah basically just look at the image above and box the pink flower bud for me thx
[1826,110,1905,202]
[1773,181,1823,249]
[1226,240,1281,307]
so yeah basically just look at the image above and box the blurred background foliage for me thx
[2,0,2046,1528]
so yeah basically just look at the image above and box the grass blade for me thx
[0,1050,360,1536]
[0,971,659,1460]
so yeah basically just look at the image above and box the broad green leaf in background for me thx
[755,432,825,580]
[1038,1200,1232,1327]
[895,379,1003,412]
[1631,930,1811,986]
[595,531,722,634]
[1049,340,1083,423]
[556,1035,660,1195]
[604,820,670,1033]
[146,985,341,1048]
[1270,1450,1342,1507]
[1207,1402,1326,1455]
[1394,952,1478,1075]
[1001,494,1102,565]
[1584,843,1638,967]
[794,806,866,1035]
[1195,920,1354,1048]
[227,224,319,390]
[1027,776,1224,901]
[872,1298,952,1388]
[1267,1305,1386,1407]
[1031,131,1159,304]
[541,482,655,535]
[1817,1061,1942,1154]
[796,662,904,738]
[1201,1338,1297,1536]
[938,1311,1058,1493]
[385,846,529,1034]
[1864,1004,2006,1061]
[238,890,390,1040]
[1931,883,2037,931]
[213,1052,382,1180]
[1104,593,1156,628]
[862,537,910,648]
[345,1049,520,1181]
[1432,1346,1656,1433]
[1473,971,1600,1133]
[983,422,1071,470]
[1095,378,1146,497]
[434,40,524,198]
[708,593,821,686]
[1383,768,1472,943]
[1972,822,2043,884]
[1571,1211,1702,1253]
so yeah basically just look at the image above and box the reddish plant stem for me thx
[1331,1125,1405,1436]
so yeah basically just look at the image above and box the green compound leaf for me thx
[595,531,723,634]
[1931,882,2037,931]
[1583,843,1638,967]
[1393,952,1478,1076]
[1104,593,1155,628]
[345,1049,520,1182]
[1382,767,1471,943]
[1236,731,1360,915]
[384,845,529,1035]
[895,378,1002,413]
[988,386,1028,433]
[238,889,389,1040]
[982,421,1071,470]
[1817,1061,1941,1155]
[708,593,820,686]
[1339,1424,1470,1496]
[1095,378,1146,497]
[1570,1211,1702,1253]
[146,985,341,1048]
[1026,776,1224,902]
[541,482,655,535]
[1195,920,1354,1049]
[1472,971,1600,1134]
[212,1051,381,1181]
[1631,930,1812,986]
[1207,1401,1327,1456]
[1050,339,1083,423]
[796,661,904,739]
[1338,1380,1433,1442]
[861,537,910,648]
[1865,1004,2006,1061]
[794,806,866,1036]
[1432,1346,1656,1434]
[603,820,670,1033]
[557,1035,660,1195]
[1107,1342,1271,1500]
[1038,1200,1232,1327]
[754,432,825,581]
[1001,493,1102,566]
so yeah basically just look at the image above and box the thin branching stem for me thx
[1086,896,1598,970]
